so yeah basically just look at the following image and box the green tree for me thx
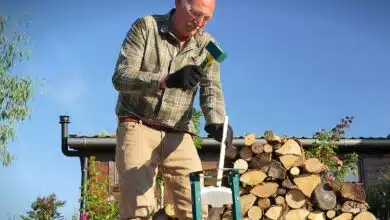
[20,193,66,220]
[0,15,34,166]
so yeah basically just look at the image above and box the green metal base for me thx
[189,168,242,220]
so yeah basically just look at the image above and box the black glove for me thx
[165,65,203,90]
[205,123,233,147]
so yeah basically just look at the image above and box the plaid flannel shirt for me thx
[112,9,226,135]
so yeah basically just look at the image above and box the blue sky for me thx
[1,0,390,218]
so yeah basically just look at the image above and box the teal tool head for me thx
[205,41,228,63]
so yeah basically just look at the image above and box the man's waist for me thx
[118,114,180,133]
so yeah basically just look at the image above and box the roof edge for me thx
[66,136,390,153]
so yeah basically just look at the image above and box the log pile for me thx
[207,131,377,220]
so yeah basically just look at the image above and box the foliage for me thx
[305,116,359,181]
[366,166,390,220]
[20,193,66,220]
[95,130,115,138]
[0,15,34,166]
[80,156,119,220]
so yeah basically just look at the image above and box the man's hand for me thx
[165,65,203,90]
[205,123,233,147]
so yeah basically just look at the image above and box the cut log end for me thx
[234,159,248,174]
[244,133,256,146]
[353,211,376,220]
[286,189,306,209]
[239,170,267,186]
[247,206,262,220]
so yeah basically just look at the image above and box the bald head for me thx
[172,0,216,40]
[190,0,216,17]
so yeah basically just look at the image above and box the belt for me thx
[118,115,177,132]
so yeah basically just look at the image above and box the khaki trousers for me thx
[115,120,208,220]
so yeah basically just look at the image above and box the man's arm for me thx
[199,55,226,126]
[112,17,166,93]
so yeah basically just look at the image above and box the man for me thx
[112,0,233,219]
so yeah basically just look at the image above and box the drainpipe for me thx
[59,115,88,216]
[79,156,88,214]
[59,115,83,157]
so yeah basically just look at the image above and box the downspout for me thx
[79,156,88,214]
[59,115,88,216]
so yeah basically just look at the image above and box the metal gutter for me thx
[66,135,390,153]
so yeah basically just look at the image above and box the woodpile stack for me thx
[207,131,377,220]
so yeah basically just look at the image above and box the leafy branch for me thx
[0,15,34,166]
[80,156,119,220]
[305,116,359,181]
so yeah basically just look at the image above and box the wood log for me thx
[279,155,302,170]
[261,160,287,180]
[290,167,300,176]
[251,142,264,154]
[240,146,253,161]
[263,130,281,144]
[283,208,310,220]
[308,211,326,220]
[276,187,287,196]
[285,189,306,209]
[333,212,353,220]
[244,133,256,146]
[226,145,238,160]
[220,130,378,220]
[328,179,367,204]
[282,177,298,190]
[250,182,279,198]
[304,158,327,174]
[353,211,376,220]
[275,196,285,205]
[240,194,257,216]
[239,170,267,186]
[234,159,248,174]
[221,209,232,220]
[247,206,262,220]
[275,138,302,156]
[341,201,368,214]
[207,207,225,220]
[264,205,283,220]
[263,144,273,153]
[313,183,337,210]
[326,210,336,219]
[257,198,271,210]
[293,173,321,197]
[250,153,271,169]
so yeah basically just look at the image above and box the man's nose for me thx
[195,17,205,28]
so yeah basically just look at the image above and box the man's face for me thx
[176,0,215,37]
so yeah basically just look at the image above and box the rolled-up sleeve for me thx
[112,17,164,92]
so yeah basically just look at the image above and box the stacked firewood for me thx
[207,131,377,220]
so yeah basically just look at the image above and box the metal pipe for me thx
[79,156,88,214]
[59,115,84,157]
